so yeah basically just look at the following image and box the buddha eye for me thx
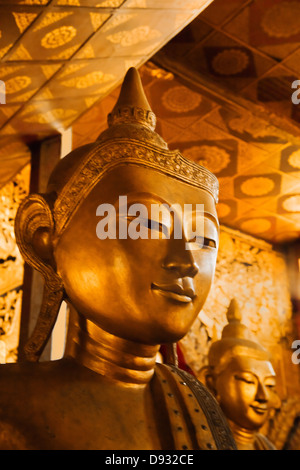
[188,236,216,249]
[146,219,169,238]
[204,238,216,248]
[127,216,169,238]
[234,374,255,385]
[265,383,276,389]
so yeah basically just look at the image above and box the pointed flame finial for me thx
[107,67,156,131]
[222,298,251,341]
[226,298,242,324]
[208,298,272,371]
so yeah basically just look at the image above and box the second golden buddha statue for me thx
[0,68,237,450]
[202,299,280,450]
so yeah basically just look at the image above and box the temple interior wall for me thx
[0,164,29,363]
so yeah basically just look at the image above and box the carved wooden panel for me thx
[0,164,30,362]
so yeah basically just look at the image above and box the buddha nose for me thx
[255,381,268,402]
[162,238,199,278]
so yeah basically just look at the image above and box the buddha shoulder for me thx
[0,357,81,399]
[0,360,65,450]
[0,358,109,450]
[0,357,113,413]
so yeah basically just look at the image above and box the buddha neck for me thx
[64,309,159,388]
[228,419,257,450]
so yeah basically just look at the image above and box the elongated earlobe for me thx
[15,193,64,361]
[32,227,53,264]
[198,365,218,396]
[24,280,64,362]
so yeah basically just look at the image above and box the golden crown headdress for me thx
[49,67,219,236]
[208,299,272,374]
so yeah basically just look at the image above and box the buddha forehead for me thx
[50,141,219,238]
[79,164,218,218]
[227,355,276,379]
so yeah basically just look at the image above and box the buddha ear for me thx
[15,193,56,278]
[15,194,64,362]
[199,365,217,396]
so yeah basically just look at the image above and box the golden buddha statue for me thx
[1,68,237,450]
[202,299,280,450]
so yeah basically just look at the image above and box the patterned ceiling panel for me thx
[4,10,106,61]
[156,0,300,127]
[232,0,300,60]
[73,8,198,59]
[0,0,212,186]
[0,6,41,59]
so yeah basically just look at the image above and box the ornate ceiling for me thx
[0,0,300,245]
[0,0,212,185]
[151,0,300,244]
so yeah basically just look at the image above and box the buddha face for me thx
[214,355,277,430]
[53,165,219,345]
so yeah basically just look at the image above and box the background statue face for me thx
[53,164,219,345]
[214,355,277,430]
